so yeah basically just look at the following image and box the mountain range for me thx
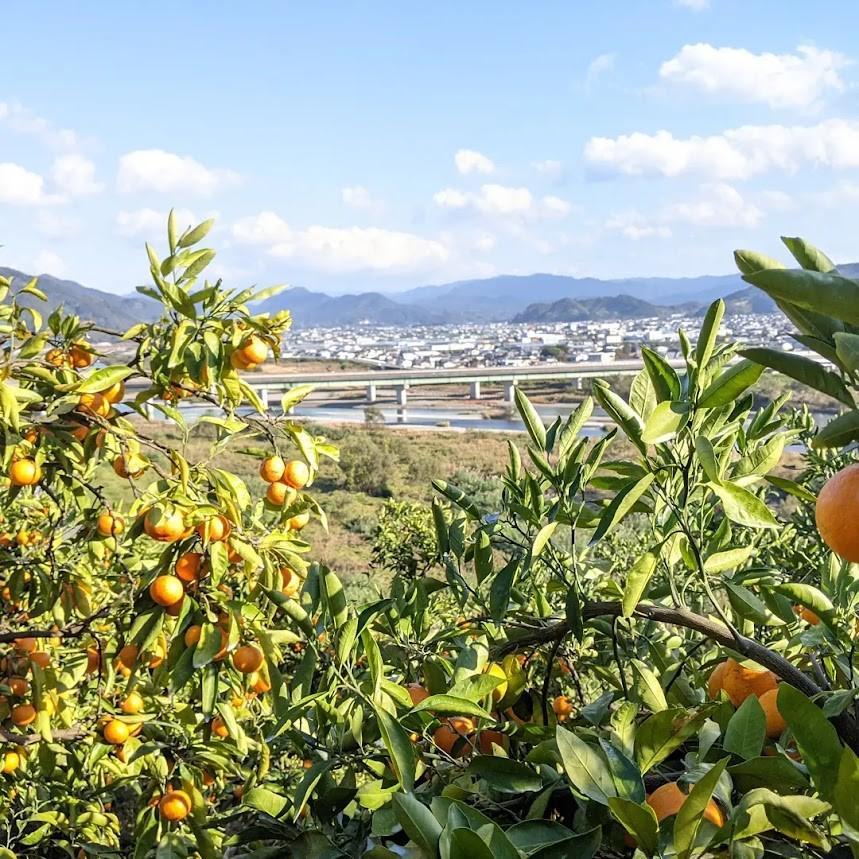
[1,263,856,330]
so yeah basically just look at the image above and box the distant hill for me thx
[256,286,446,326]
[513,294,678,323]
[0,267,157,331]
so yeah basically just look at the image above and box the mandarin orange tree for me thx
[4,221,859,859]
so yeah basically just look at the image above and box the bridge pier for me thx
[258,387,269,409]
[470,381,481,400]
[395,384,409,406]
[576,377,583,390]
[503,380,518,403]
[367,382,377,403]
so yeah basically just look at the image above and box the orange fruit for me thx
[117,644,139,671]
[101,380,126,404]
[553,695,574,720]
[165,595,185,617]
[97,511,125,537]
[202,770,215,787]
[69,342,94,368]
[406,683,430,707]
[103,719,130,745]
[149,575,185,607]
[45,347,65,367]
[9,459,41,487]
[30,651,50,669]
[86,646,101,674]
[281,567,302,598]
[287,511,310,531]
[722,658,778,707]
[77,392,111,418]
[1,751,19,773]
[112,454,147,479]
[707,662,728,699]
[144,508,185,542]
[158,789,192,822]
[121,691,144,715]
[259,456,285,483]
[646,781,724,828]
[266,481,294,506]
[11,703,36,726]
[794,605,820,625]
[175,552,204,583]
[477,730,508,755]
[13,637,37,653]
[184,625,202,647]
[759,687,787,738]
[197,515,231,543]
[211,716,229,738]
[433,717,475,758]
[282,460,310,490]
[8,677,29,697]
[230,350,256,370]
[237,335,268,365]
[251,672,272,694]
[816,464,859,562]
[232,645,264,674]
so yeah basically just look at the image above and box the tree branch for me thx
[493,600,859,754]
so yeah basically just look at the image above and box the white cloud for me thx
[665,182,762,227]
[454,149,495,175]
[433,188,471,209]
[473,232,497,252]
[232,211,449,273]
[32,250,67,276]
[117,149,241,194]
[116,207,201,238]
[0,163,62,206]
[52,154,103,196]
[341,185,384,213]
[606,183,761,239]
[585,119,859,180]
[478,184,533,214]
[675,0,710,9]
[660,44,849,110]
[0,101,78,149]
[542,195,571,217]
[586,53,616,86]
[531,159,564,179]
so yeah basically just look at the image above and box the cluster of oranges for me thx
[708,657,785,738]
[259,455,312,530]
[45,341,95,370]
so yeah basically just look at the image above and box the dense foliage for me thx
[2,225,859,858]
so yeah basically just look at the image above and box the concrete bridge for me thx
[236,358,686,407]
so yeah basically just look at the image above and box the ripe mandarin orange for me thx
[406,683,430,706]
[283,460,310,490]
[121,692,144,715]
[9,459,41,487]
[759,687,787,738]
[103,719,130,745]
[232,645,264,674]
[707,662,728,699]
[175,552,204,583]
[433,717,475,758]
[149,575,185,607]
[647,781,724,828]
[259,456,285,483]
[158,789,192,821]
[816,464,859,562]
[722,658,778,707]
[11,704,36,726]
[97,511,124,537]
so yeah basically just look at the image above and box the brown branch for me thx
[493,600,859,754]
[0,726,86,746]
[0,605,112,645]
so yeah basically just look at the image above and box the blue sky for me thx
[2,1,859,295]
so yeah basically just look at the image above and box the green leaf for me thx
[592,380,646,454]
[532,522,557,559]
[834,331,859,373]
[771,582,833,616]
[697,360,765,408]
[695,299,726,370]
[466,756,542,793]
[777,684,843,801]
[641,400,690,444]
[728,756,809,794]
[589,473,655,545]
[695,436,721,484]
[724,695,766,760]
[556,726,616,805]
[673,758,728,859]
[410,695,492,719]
[432,480,482,520]
[740,347,854,407]
[177,218,215,248]
[724,581,779,626]
[280,384,314,412]
[622,552,658,617]
[393,793,442,857]
[608,798,658,858]
[375,706,415,791]
[630,659,667,712]
[641,347,681,402]
[73,365,135,394]
[733,249,785,275]
[742,266,859,326]
[514,387,547,451]
[242,786,288,817]
[812,410,859,449]
[764,474,817,503]
[781,236,835,272]
[251,283,291,303]
[834,748,859,839]
[635,708,707,773]
[709,481,778,529]
[703,546,753,574]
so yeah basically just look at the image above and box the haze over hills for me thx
[2,263,856,329]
